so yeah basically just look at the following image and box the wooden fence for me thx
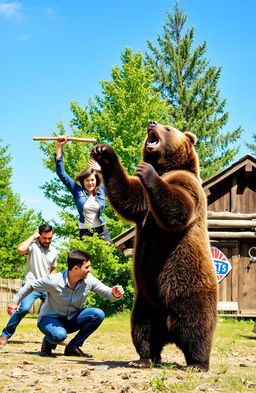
[0,279,41,314]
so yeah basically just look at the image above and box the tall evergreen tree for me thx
[245,135,256,156]
[145,2,242,179]
[0,141,41,278]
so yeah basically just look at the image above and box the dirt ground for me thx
[0,316,256,393]
[0,329,182,393]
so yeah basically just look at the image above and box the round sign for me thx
[211,246,232,283]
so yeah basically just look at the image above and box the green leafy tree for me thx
[0,141,41,278]
[40,48,172,238]
[89,48,172,175]
[145,2,242,179]
[0,142,12,195]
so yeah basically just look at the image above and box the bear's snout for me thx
[148,121,158,128]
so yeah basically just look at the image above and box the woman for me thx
[54,136,111,242]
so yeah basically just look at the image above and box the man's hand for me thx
[7,302,18,316]
[17,231,40,255]
[33,231,40,241]
[112,285,124,298]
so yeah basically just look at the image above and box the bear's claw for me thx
[91,144,117,165]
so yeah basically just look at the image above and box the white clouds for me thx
[0,1,21,18]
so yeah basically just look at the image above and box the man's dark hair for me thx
[67,250,91,270]
[39,224,53,234]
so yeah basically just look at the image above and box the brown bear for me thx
[91,121,218,371]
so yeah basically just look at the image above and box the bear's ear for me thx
[184,132,197,145]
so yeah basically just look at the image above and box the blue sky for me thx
[1,0,256,223]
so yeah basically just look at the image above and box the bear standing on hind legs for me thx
[91,121,218,371]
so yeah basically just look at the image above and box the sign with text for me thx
[211,246,232,283]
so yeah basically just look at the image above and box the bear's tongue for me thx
[147,130,160,149]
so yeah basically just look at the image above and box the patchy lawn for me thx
[0,312,255,393]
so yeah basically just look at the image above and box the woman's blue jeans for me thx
[79,225,111,243]
[37,307,105,348]
[1,291,46,339]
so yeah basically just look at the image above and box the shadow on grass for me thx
[0,348,185,370]
[64,359,184,369]
[3,340,42,344]
[239,334,256,340]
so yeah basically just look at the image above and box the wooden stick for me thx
[33,137,96,143]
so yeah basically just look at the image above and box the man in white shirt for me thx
[0,224,57,345]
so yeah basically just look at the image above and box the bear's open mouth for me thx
[146,130,160,150]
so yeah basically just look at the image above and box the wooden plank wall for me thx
[217,241,256,314]
[239,181,256,214]
[207,177,231,212]
[0,279,41,314]
[239,241,256,313]
[207,169,256,214]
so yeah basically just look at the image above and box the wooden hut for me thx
[112,154,256,317]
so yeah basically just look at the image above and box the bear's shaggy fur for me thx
[91,121,218,371]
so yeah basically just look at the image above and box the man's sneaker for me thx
[0,336,8,345]
[252,324,256,334]
[39,337,55,357]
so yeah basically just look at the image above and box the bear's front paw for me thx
[91,144,117,166]
[135,162,157,186]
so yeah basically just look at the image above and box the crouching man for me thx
[8,250,124,357]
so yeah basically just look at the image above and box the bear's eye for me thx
[164,127,171,132]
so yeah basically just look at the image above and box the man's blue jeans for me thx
[38,307,105,348]
[1,291,46,339]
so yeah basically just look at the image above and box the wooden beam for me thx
[207,219,256,228]
[209,231,256,239]
[123,249,133,257]
[231,174,238,212]
[245,162,253,172]
[207,211,256,220]
[112,227,136,247]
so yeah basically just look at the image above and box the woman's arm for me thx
[56,135,68,158]
[55,136,77,192]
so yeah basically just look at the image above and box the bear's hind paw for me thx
[128,358,151,368]
[186,363,209,372]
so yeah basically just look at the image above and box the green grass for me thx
[0,313,255,393]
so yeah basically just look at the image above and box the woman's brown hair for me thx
[75,168,101,193]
